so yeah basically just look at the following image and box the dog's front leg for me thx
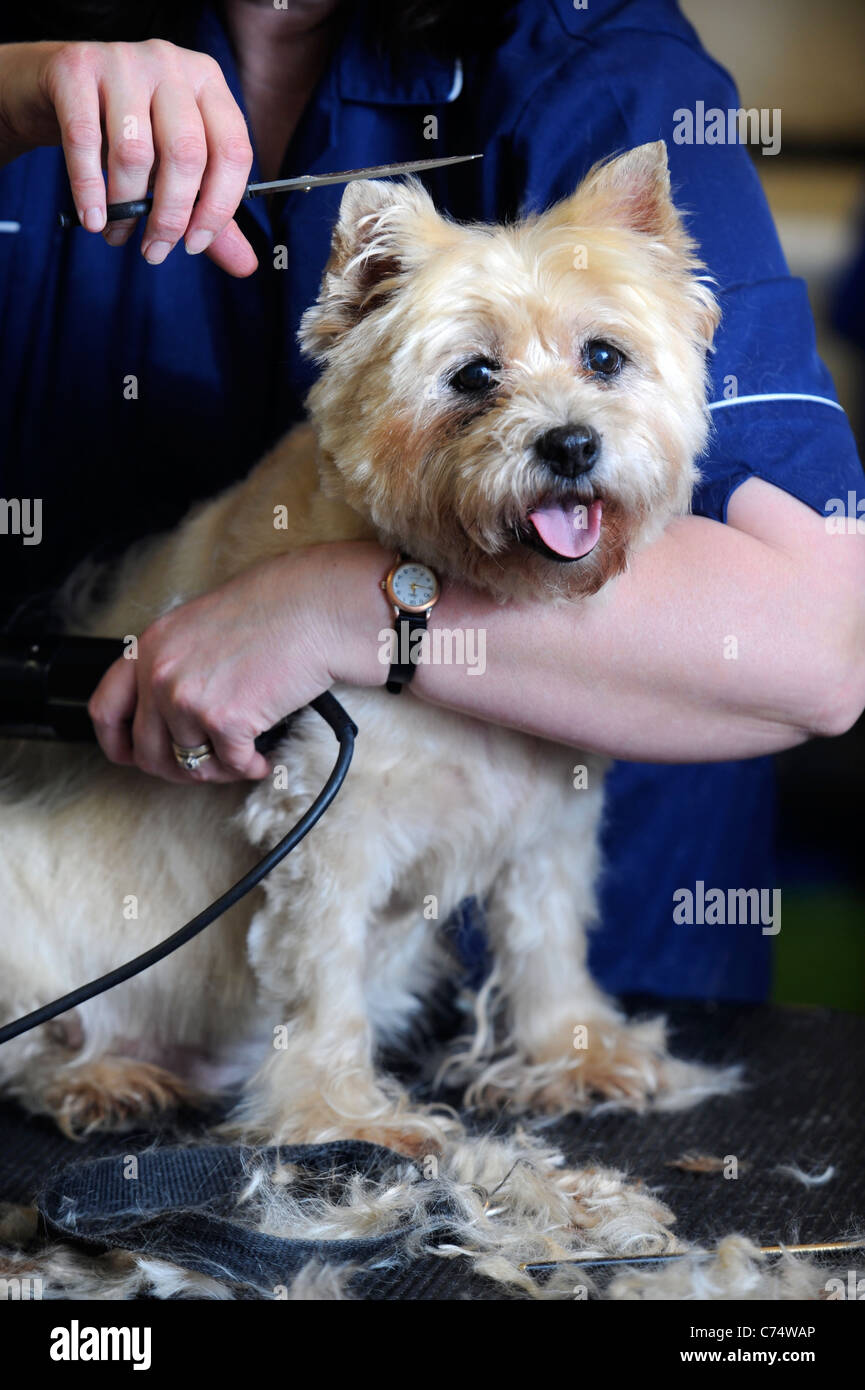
[227,928,451,1155]
[224,768,454,1156]
[463,808,729,1114]
[459,835,643,1112]
[227,1004,426,1154]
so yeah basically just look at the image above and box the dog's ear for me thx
[300,177,450,360]
[556,141,721,349]
[559,141,679,240]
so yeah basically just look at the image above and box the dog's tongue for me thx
[527,499,602,559]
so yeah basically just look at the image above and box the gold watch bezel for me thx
[384,558,441,615]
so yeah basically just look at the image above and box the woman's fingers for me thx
[94,665,277,784]
[204,724,271,781]
[204,215,259,277]
[156,701,214,779]
[159,689,270,782]
[41,40,257,270]
[183,78,253,258]
[103,70,154,247]
[154,693,252,783]
[143,657,263,783]
[129,695,199,782]
[88,655,137,764]
[87,647,222,783]
[86,549,347,785]
[127,665,216,782]
[49,49,106,232]
[142,80,207,265]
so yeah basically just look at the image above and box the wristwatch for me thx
[381,556,440,694]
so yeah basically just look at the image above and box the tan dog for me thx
[0,142,728,1150]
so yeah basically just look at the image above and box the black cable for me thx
[0,690,357,1046]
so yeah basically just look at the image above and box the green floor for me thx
[772,887,865,1014]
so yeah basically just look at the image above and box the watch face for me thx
[390,562,439,612]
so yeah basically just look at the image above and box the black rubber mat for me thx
[1,1000,862,1299]
[551,998,865,1251]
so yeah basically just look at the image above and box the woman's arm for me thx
[90,476,865,781]
[334,477,865,760]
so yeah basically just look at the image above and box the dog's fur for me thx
[0,1141,841,1301]
[0,142,727,1151]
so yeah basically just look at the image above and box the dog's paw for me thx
[463,1017,739,1116]
[44,1057,203,1139]
[333,1120,443,1159]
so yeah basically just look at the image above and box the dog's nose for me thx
[535,424,599,478]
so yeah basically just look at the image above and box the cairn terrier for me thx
[0,142,727,1150]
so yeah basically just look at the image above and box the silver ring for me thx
[171,740,213,772]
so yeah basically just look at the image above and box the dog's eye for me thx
[584,340,625,378]
[449,358,498,393]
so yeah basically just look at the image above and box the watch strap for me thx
[386,612,428,694]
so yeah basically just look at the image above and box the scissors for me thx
[57,153,482,229]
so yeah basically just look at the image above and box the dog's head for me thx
[300,141,720,599]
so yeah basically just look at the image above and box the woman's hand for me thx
[0,38,257,275]
[88,543,390,784]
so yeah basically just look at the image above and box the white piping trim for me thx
[447,58,463,103]
[0,221,21,233]
[709,392,845,414]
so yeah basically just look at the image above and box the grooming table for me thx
[1,1000,862,1299]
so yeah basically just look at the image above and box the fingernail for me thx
[103,226,129,247]
[82,207,106,232]
[185,228,214,256]
[142,240,171,266]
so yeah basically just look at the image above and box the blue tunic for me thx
[1,0,861,1000]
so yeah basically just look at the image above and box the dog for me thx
[0,141,726,1152]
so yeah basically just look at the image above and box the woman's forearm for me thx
[330,483,865,762]
[89,478,865,780]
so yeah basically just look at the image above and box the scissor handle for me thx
[59,196,167,229]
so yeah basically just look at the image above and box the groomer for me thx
[1,0,863,1001]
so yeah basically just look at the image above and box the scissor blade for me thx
[245,153,483,198]
[57,153,483,229]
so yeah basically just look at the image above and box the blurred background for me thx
[682,0,865,1011]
